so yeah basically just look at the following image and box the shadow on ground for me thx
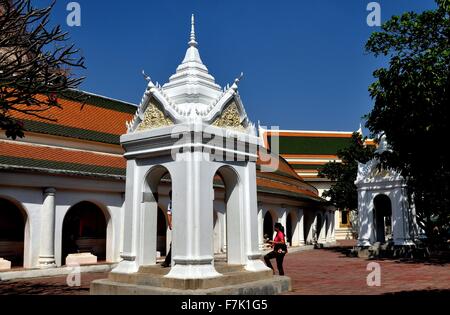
[0,280,89,295]
[320,243,450,266]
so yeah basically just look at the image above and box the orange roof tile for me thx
[11,95,134,136]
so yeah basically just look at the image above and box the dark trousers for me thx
[264,250,285,275]
[163,243,172,265]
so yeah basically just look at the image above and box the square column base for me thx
[165,264,222,279]
[38,256,56,269]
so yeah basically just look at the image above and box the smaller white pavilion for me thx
[355,135,419,247]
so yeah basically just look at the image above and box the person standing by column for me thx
[264,223,287,276]
[161,191,172,268]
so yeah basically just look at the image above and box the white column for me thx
[242,162,270,272]
[279,207,287,234]
[221,210,227,253]
[331,211,336,242]
[166,216,172,257]
[290,214,298,246]
[307,214,315,244]
[167,152,220,279]
[112,159,140,274]
[257,203,264,250]
[318,213,327,244]
[392,187,415,246]
[357,189,375,246]
[38,188,56,268]
[326,212,333,243]
[298,209,305,246]
[213,211,221,254]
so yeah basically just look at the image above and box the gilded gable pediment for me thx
[137,100,174,131]
[211,101,245,131]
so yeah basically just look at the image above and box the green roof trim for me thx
[0,156,125,177]
[269,136,352,155]
[62,90,137,114]
[23,120,121,144]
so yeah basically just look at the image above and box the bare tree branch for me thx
[0,0,86,139]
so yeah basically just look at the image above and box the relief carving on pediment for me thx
[211,101,245,131]
[137,100,174,131]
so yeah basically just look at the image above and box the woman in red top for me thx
[264,223,287,275]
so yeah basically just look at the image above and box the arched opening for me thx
[373,194,392,243]
[142,166,172,266]
[286,213,293,246]
[62,201,107,265]
[325,214,329,239]
[263,211,274,241]
[0,198,26,268]
[157,207,167,256]
[214,166,242,265]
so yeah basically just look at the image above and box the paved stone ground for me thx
[0,272,104,295]
[283,240,450,295]
[0,241,448,295]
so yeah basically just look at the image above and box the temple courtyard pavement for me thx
[0,241,448,295]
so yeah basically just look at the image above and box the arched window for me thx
[62,201,107,265]
[0,198,26,267]
[373,194,393,243]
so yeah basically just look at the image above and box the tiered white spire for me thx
[189,14,197,47]
[128,14,251,132]
[162,14,222,113]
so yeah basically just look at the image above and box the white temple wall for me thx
[1,172,336,271]
[0,173,125,269]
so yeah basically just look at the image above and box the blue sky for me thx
[41,0,437,132]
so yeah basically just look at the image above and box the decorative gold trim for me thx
[137,100,174,131]
[211,101,245,131]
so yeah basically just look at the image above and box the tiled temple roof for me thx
[1,90,323,203]
[9,90,136,144]
[261,130,374,180]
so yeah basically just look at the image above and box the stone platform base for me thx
[66,253,97,266]
[0,258,11,271]
[91,263,291,295]
[0,263,116,281]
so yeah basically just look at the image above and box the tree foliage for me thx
[365,0,450,237]
[0,0,85,139]
[319,133,374,211]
